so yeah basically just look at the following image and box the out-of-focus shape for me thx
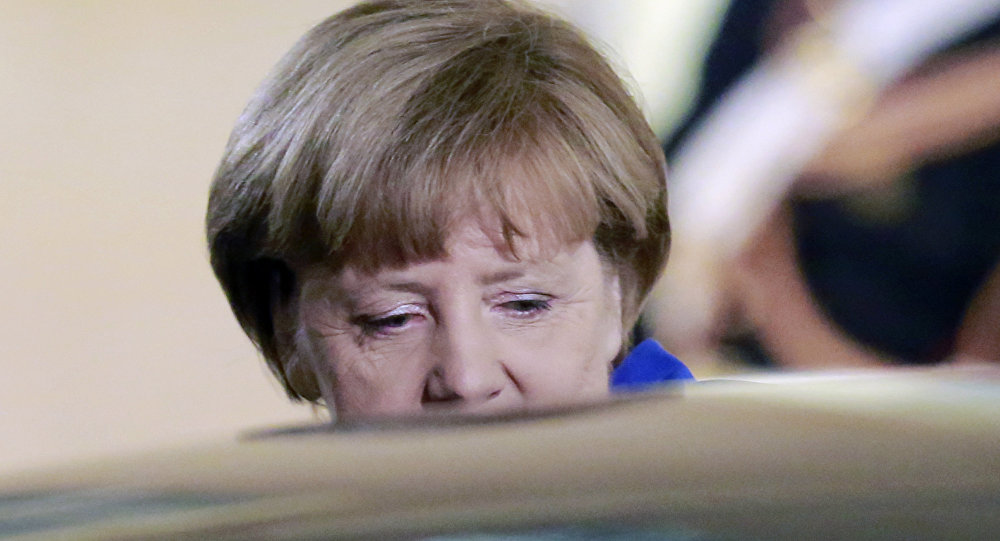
[654,0,1000,361]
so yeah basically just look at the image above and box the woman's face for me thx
[298,221,624,421]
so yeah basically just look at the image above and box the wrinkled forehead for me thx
[344,207,590,277]
[444,211,586,262]
[327,150,602,276]
[302,215,593,293]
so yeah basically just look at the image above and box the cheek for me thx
[500,303,620,397]
[595,291,625,363]
[311,330,433,416]
[564,304,622,374]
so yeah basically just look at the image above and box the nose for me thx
[423,313,508,409]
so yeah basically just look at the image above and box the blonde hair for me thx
[207,0,669,400]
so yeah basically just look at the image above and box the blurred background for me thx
[4,0,998,475]
[0,0,725,474]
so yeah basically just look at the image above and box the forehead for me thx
[303,222,603,302]
[351,217,589,279]
[308,132,603,275]
[444,214,579,260]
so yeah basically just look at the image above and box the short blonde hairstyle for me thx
[207,0,669,400]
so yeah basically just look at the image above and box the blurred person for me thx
[206,0,692,422]
[659,0,1000,369]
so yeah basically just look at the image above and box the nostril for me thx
[421,376,503,405]
[421,380,461,404]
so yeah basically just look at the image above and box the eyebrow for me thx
[478,269,527,286]
[382,269,528,293]
[383,281,434,295]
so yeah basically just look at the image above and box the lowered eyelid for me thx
[353,303,427,320]
[489,291,552,302]
[380,304,426,317]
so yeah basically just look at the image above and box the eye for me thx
[367,313,411,330]
[498,296,552,318]
[353,305,425,337]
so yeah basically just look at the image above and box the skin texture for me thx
[297,220,624,421]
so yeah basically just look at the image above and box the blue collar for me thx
[611,339,694,391]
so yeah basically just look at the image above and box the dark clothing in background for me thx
[665,0,1000,364]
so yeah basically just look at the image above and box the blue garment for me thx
[611,339,694,391]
